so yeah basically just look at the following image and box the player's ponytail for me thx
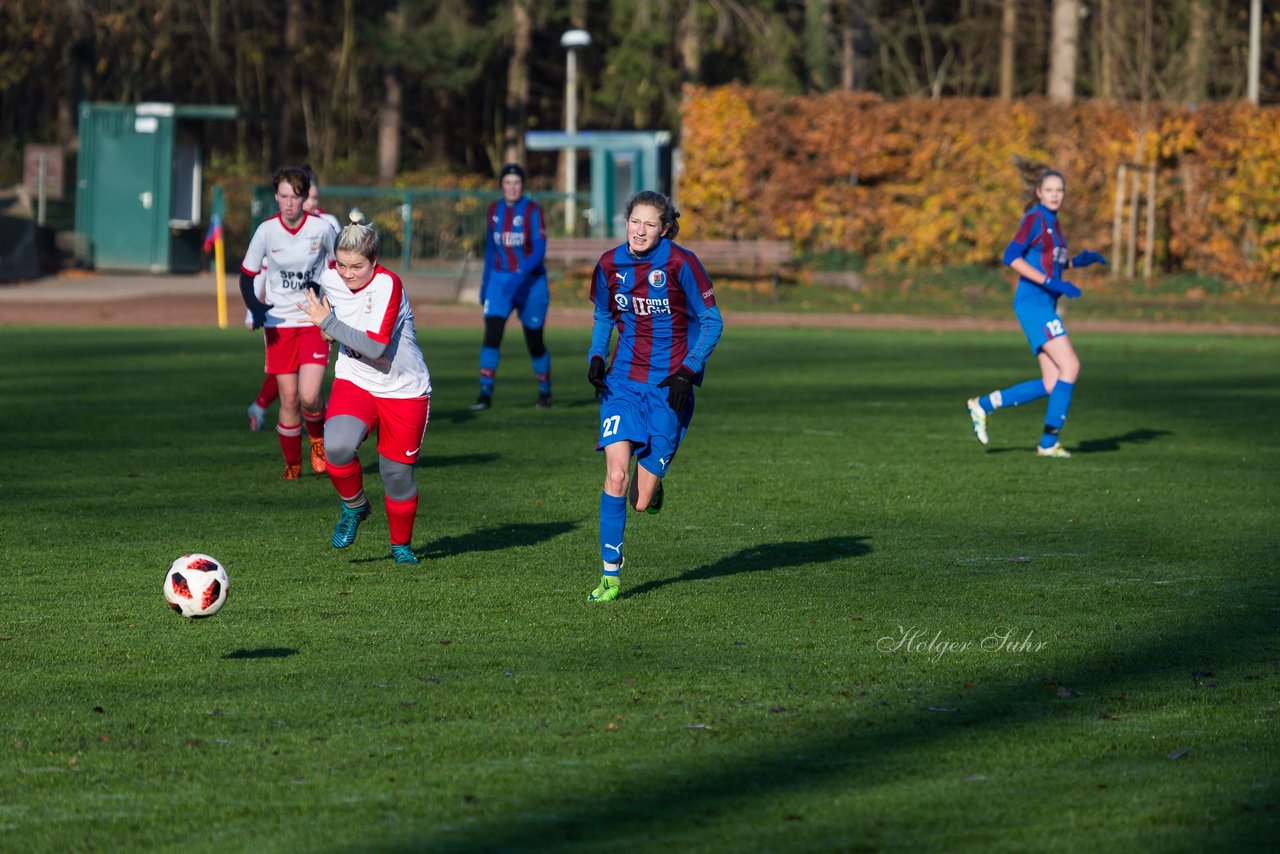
[337,208,379,261]
[1014,155,1064,211]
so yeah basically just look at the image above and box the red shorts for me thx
[264,326,330,374]
[328,378,430,463]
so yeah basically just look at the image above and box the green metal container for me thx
[74,102,236,272]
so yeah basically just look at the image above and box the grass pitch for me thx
[1,324,1276,852]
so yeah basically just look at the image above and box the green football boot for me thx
[645,480,665,515]
[588,575,621,602]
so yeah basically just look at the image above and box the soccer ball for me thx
[164,554,229,618]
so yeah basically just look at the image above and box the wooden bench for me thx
[546,236,796,294]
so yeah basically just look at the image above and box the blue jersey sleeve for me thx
[589,261,614,362]
[520,203,547,275]
[481,203,496,298]
[677,257,723,377]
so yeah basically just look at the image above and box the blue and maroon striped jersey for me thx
[483,196,546,286]
[588,237,724,384]
[1003,204,1069,288]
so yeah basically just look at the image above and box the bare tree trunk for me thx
[324,0,357,169]
[275,0,303,165]
[805,0,832,91]
[999,0,1016,100]
[838,0,871,91]
[377,71,403,184]
[1186,0,1209,103]
[377,0,404,183]
[431,89,450,163]
[1098,0,1113,98]
[678,1,701,84]
[502,0,531,165]
[1047,0,1078,104]
[58,0,92,150]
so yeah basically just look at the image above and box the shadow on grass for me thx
[222,647,298,660]
[1073,428,1172,453]
[626,535,872,599]
[416,452,502,469]
[349,520,581,565]
[984,426,1170,456]
[416,519,580,559]
[357,452,502,475]
[414,598,1276,852]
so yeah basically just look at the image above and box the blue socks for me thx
[982,378,1049,413]
[599,492,626,569]
[478,346,499,397]
[481,348,552,397]
[531,352,552,397]
[1040,380,1075,448]
[980,377,1076,448]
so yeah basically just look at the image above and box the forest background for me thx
[3,0,1280,293]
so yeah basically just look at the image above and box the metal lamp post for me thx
[561,29,591,235]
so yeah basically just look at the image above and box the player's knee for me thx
[324,415,364,465]
[1061,357,1081,383]
[324,437,359,466]
[379,457,417,501]
[604,467,628,496]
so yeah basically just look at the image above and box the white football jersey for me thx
[240,213,336,327]
[320,265,431,398]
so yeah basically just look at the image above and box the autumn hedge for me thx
[678,84,1280,290]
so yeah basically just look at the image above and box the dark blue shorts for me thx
[482,271,549,329]
[595,376,694,477]
[1015,301,1068,355]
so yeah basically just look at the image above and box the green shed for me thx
[74,102,237,272]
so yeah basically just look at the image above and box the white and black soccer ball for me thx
[164,554,229,618]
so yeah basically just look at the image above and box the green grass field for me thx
[1,323,1276,852]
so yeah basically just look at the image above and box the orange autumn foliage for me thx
[679,84,1280,290]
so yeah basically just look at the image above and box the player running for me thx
[469,163,553,410]
[247,166,340,432]
[239,166,336,478]
[298,211,431,566]
[966,159,1106,458]
[585,190,724,602]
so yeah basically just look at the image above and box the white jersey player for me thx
[298,211,431,566]
[238,166,336,479]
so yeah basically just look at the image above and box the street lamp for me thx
[561,29,591,235]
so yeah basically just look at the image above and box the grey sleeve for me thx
[319,313,388,360]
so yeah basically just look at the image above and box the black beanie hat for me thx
[500,163,525,181]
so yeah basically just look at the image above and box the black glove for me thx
[304,280,322,297]
[239,271,274,329]
[657,366,696,412]
[249,300,274,330]
[587,357,609,396]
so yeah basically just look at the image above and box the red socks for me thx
[385,494,419,546]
